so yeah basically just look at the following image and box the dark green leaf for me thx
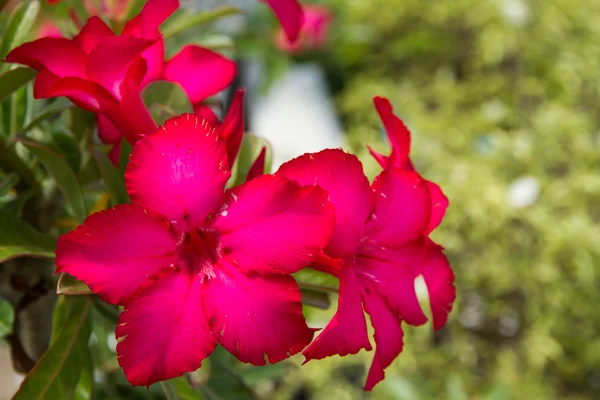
[13,297,92,400]
[52,132,82,173]
[0,297,15,337]
[69,107,95,143]
[161,6,242,40]
[57,273,92,296]
[0,68,36,104]
[0,207,55,263]
[73,355,94,400]
[299,288,331,310]
[201,347,255,400]
[90,141,129,205]
[0,0,40,60]
[0,173,19,197]
[19,138,87,222]
[19,100,73,137]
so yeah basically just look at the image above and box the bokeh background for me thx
[2,0,600,399]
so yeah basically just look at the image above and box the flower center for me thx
[178,229,220,278]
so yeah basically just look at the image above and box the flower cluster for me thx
[8,0,454,392]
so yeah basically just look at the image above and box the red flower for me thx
[55,114,335,386]
[275,5,332,53]
[263,0,305,43]
[276,97,454,390]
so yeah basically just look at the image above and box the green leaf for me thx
[0,68,36,104]
[161,6,242,40]
[89,141,129,205]
[57,273,92,296]
[0,207,55,263]
[52,132,82,173]
[19,138,87,222]
[0,297,15,337]
[299,288,331,310]
[0,0,40,61]
[13,297,92,400]
[201,347,255,400]
[172,377,204,400]
[73,353,94,400]
[19,100,73,137]
[293,268,339,292]
[231,134,273,187]
[142,81,193,125]
[0,173,19,197]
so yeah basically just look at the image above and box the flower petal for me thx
[373,96,411,169]
[37,74,118,113]
[217,88,245,166]
[303,265,372,361]
[425,181,449,234]
[245,147,266,182]
[55,204,179,305]
[164,46,237,104]
[203,260,314,365]
[116,269,216,386]
[211,174,334,275]
[122,0,179,39]
[97,115,121,145]
[125,114,230,230]
[194,103,219,125]
[73,16,115,54]
[263,0,304,43]
[366,169,431,248]
[6,37,87,78]
[422,248,455,330]
[278,149,374,258]
[362,284,405,391]
[87,35,156,99]
[356,242,429,326]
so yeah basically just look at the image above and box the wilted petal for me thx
[74,16,115,54]
[203,260,314,365]
[6,37,87,78]
[55,205,179,305]
[116,269,216,386]
[278,149,374,258]
[264,0,304,43]
[87,35,156,98]
[211,174,334,275]
[422,248,455,330]
[303,265,372,361]
[362,284,404,391]
[217,88,245,166]
[366,169,431,248]
[125,114,230,230]
[425,181,449,234]
[164,46,237,104]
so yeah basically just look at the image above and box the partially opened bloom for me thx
[263,0,305,43]
[55,114,335,386]
[275,5,331,53]
[277,97,454,390]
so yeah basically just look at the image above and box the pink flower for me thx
[276,5,331,53]
[8,0,237,157]
[263,0,305,43]
[6,18,158,144]
[276,97,455,390]
[55,114,335,386]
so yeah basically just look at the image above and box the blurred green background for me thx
[279,0,600,398]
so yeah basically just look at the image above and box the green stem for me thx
[160,380,181,400]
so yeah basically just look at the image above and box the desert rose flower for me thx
[263,0,305,43]
[276,97,454,390]
[276,5,331,53]
[55,114,335,386]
